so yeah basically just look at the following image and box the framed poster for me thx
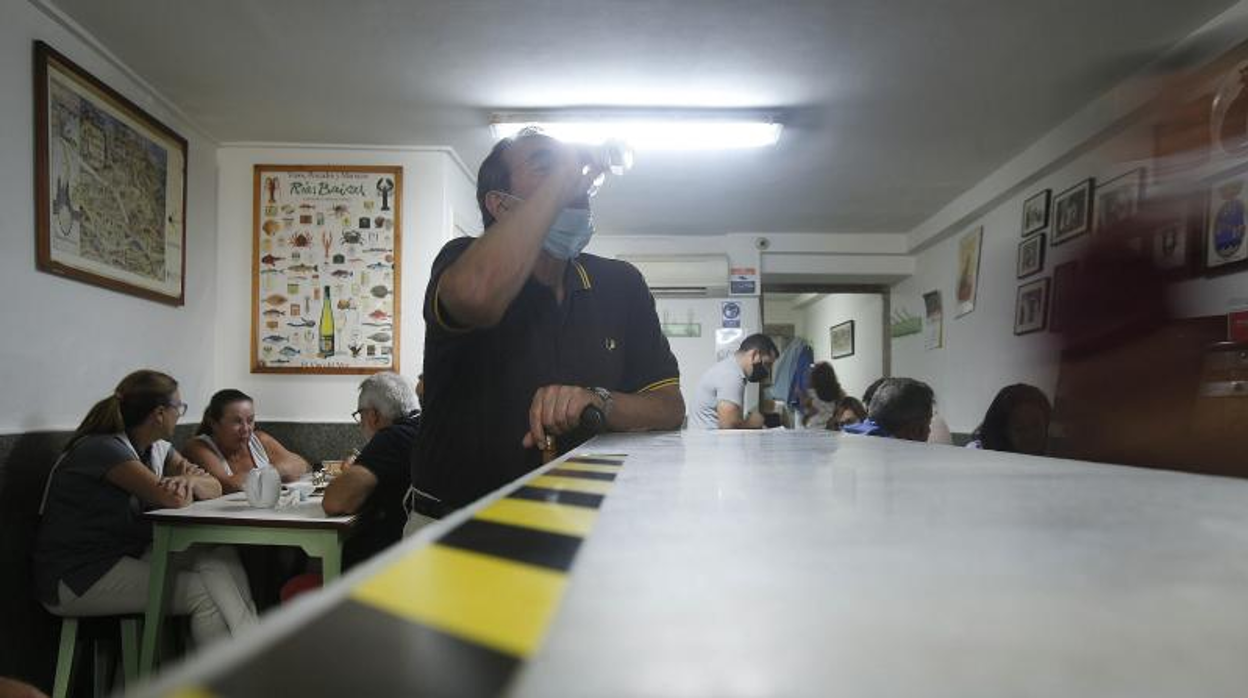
[1204,174,1248,275]
[1052,179,1094,246]
[1014,278,1050,336]
[1017,234,1046,278]
[954,225,983,317]
[34,41,187,305]
[1093,169,1145,235]
[252,165,403,374]
[1021,189,1050,237]
[830,320,855,358]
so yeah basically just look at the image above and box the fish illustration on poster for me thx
[251,165,402,374]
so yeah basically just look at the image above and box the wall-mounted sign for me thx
[721,301,742,328]
[729,266,758,296]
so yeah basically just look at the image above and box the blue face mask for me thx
[496,192,595,260]
[544,207,595,260]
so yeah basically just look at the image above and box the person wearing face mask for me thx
[407,128,683,527]
[688,334,780,430]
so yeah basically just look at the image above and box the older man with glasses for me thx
[322,371,422,568]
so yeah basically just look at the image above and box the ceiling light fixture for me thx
[488,111,782,150]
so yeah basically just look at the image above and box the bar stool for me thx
[51,614,140,698]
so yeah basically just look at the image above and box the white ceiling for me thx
[50,0,1237,237]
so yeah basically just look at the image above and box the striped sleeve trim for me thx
[636,377,680,393]
[572,261,592,290]
[431,281,470,334]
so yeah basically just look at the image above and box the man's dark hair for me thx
[867,378,935,440]
[861,377,887,407]
[737,333,779,359]
[477,127,545,229]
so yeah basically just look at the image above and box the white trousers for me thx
[48,547,258,646]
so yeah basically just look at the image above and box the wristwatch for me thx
[587,386,614,418]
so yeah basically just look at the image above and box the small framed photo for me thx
[1049,261,1079,333]
[1017,234,1046,278]
[1014,278,1050,336]
[954,225,984,317]
[1204,173,1248,275]
[1093,168,1146,235]
[830,320,855,358]
[1021,189,1050,236]
[1151,210,1199,278]
[1052,179,1095,246]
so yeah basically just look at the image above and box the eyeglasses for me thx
[351,408,371,423]
[165,401,189,417]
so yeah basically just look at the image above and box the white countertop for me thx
[139,430,1248,697]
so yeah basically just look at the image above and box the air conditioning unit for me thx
[616,254,729,297]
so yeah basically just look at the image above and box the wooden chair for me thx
[50,614,140,698]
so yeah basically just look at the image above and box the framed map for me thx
[251,165,403,374]
[34,41,188,305]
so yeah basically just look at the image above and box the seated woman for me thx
[968,383,1052,455]
[184,389,309,493]
[801,361,846,429]
[33,370,257,646]
[827,396,868,431]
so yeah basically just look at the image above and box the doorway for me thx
[760,284,890,422]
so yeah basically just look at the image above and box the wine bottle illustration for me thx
[319,285,336,357]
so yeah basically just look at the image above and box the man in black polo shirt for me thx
[408,129,683,524]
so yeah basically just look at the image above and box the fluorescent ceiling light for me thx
[489,112,782,150]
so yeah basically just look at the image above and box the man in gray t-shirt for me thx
[689,333,779,429]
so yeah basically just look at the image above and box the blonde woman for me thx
[33,371,257,645]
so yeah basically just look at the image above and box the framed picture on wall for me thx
[1014,278,1050,335]
[1021,189,1050,236]
[1051,179,1094,246]
[251,164,403,374]
[1017,234,1046,278]
[1203,172,1248,275]
[954,225,983,317]
[1145,193,1202,278]
[830,320,855,358]
[33,41,188,305]
[1093,168,1145,236]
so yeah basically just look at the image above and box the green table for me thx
[140,492,356,675]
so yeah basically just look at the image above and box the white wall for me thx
[762,297,804,331]
[214,145,474,422]
[890,5,1248,433]
[654,297,763,416]
[0,0,219,432]
[799,294,884,401]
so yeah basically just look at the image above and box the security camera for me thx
[754,237,770,250]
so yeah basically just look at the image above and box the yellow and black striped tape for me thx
[182,453,628,698]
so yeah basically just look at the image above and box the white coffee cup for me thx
[243,468,282,508]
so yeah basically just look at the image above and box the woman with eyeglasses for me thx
[33,370,257,644]
[183,389,309,493]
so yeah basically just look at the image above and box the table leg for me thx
[320,538,343,584]
[140,525,174,676]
